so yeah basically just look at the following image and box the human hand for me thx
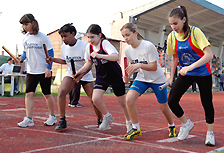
[45,69,51,78]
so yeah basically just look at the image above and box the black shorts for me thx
[26,73,52,95]
[94,82,125,97]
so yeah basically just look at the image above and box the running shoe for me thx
[44,115,57,126]
[17,117,34,128]
[124,128,142,140]
[75,103,83,107]
[169,126,177,137]
[55,118,67,131]
[99,115,114,131]
[205,131,215,146]
[177,119,194,140]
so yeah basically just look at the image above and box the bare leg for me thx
[92,89,108,115]
[116,94,130,121]
[126,90,139,124]
[179,114,188,124]
[83,82,102,119]
[207,123,214,131]
[43,94,55,115]
[159,102,174,125]
[57,77,75,118]
[25,92,35,117]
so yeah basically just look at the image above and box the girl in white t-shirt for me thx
[74,24,131,132]
[17,14,57,128]
[120,23,176,140]
[48,23,102,131]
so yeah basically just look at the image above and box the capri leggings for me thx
[168,74,214,124]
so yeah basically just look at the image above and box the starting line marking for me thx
[207,146,224,153]
[157,135,196,143]
[1,108,26,112]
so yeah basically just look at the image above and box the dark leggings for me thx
[168,74,214,124]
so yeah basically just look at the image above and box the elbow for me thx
[153,67,157,71]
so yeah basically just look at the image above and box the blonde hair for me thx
[120,23,137,33]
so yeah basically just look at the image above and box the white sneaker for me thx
[126,122,132,133]
[177,119,194,140]
[99,115,114,131]
[17,117,34,128]
[205,131,215,146]
[44,115,57,126]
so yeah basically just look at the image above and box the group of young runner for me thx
[16,5,215,146]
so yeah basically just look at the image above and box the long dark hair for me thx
[86,24,106,39]
[19,13,39,35]
[59,23,77,35]
[169,6,190,39]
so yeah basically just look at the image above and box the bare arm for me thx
[73,60,93,82]
[90,52,119,61]
[126,61,157,77]
[48,57,66,64]
[167,54,179,85]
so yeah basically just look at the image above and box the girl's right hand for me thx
[123,76,129,83]
[72,72,84,84]
[166,77,173,86]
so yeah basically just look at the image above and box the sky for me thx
[0,0,223,55]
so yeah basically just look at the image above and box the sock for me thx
[168,122,175,127]
[207,131,214,135]
[104,112,111,118]
[51,114,56,117]
[27,116,33,120]
[132,123,140,130]
[183,120,190,127]
[126,120,132,124]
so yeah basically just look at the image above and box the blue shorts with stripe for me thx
[129,80,168,104]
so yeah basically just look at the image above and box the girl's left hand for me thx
[90,52,99,58]
[179,65,194,76]
[126,63,140,76]
[45,69,52,78]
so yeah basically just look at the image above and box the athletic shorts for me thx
[130,80,168,104]
[94,82,125,97]
[26,73,52,95]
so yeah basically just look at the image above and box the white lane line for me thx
[1,108,25,111]
[157,135,196,143]
[207,146,224,153]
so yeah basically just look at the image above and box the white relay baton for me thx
[159,82,170,90]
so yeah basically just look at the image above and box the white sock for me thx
[104,112,111,118]
[168,122,175,127]
[183,120,190,127]
[207,131,214,135]
[132,123,140,130]
[126,120,132,124]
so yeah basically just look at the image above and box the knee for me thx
[26,92,34,98]
[126,97,135,108]
[160,105,166,113]
[92,96,101,105]
[58,88,67,99]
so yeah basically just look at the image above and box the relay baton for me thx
[43,44,51,65]
[2,46,20,63]
[70,59,76,75]
[124,57,128,77]
[159,82,169,90]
